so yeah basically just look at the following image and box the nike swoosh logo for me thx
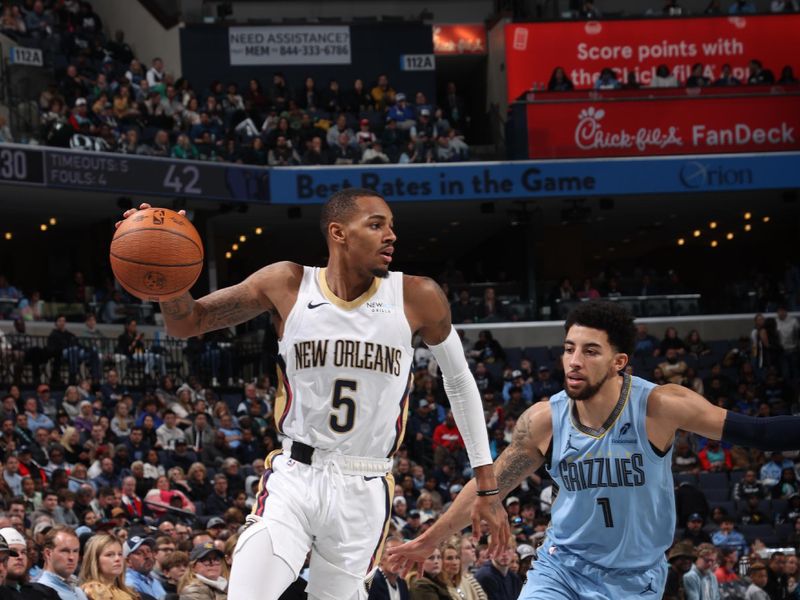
[307,301,330,309]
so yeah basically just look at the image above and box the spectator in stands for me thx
[760,451,794,487]
[578,1,602,18]
[686,63,711,88]
[744,562,770,600]
[267,135,300,166]
[171,134,199,160]
[711,516,747,558]
[673,441,701,474]
[739,494,769,525]
[370,74,395,112]
[269,72,291,111]
[331,132,360,165]
[683,514,712,546]
[704,0,723,14]
[776,305,799,381]
[123,536,165,600]
[683,543,720,599]
[623,73,640,90]
[532,366,560,401]
[146,58,165,90]
[663,0,684,16]
[748,60,775,85]
[322,79,344,116]
[343,78,372,114]
[714,548,743,593]
[729,0,756,13]
[472,331,505,364]
[772,468,799,499]
[685,330,711,358]
[650,64,679,88]
[547,68,574,92]
[659,348,689,385]
[474,537,521,600]
[576,278,600,300]
[664,541,695,600]
[713,64,741,86]
[698,439,732,472]
[80,533,135,600]
[594,68,621,90]
[765,552,789,599]
[388,94,416,130]
[361,141,390,165]
[733,470,765,501]
[178,542,227,600]
[778,65,798,85]
[37,526,87,600]
[476,288,505,322]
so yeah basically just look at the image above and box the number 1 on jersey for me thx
[596,497,614,527]
[330,379,357,433]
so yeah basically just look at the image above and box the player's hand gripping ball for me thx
[110,207,204,302]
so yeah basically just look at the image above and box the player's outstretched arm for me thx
[116,203,300,339]
[387,401,551,572]
[404,276,505,546]
[649,384,800,451]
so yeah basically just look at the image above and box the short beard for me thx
[370,267,390,278]
[565,370,611,401]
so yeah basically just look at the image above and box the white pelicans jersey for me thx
[274,266,414,458]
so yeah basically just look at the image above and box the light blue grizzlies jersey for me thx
[546,373,675,569]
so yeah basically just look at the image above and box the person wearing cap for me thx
[682,513,711,547]
[355,118,376,149]
[0,532,17,586]
[80,532,137,600]
[205,518,225,538]
[504,496,521,519]
[500,370,530,407]
[124,537,165,600]
[682,543,720,600]
[663,540,695,600]
[391,496,408,531]
[178,543,227,600]
[387,93,416,130]
[37,526,88,600]
[0,527,33,600]
[402,511,423,540]
[516,544,535,583]
[532,365,561,401]
[710,516,747,558]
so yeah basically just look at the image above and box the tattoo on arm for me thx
[194,287,266,331]
[160,294,195,321]
[495,413,542,494]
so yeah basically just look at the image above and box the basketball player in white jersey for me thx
[116,190,509,600]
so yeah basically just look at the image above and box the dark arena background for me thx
[0,0,798,599]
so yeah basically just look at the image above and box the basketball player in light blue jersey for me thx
[390,302,800,599]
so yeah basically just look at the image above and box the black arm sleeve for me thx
[721,411,800,451]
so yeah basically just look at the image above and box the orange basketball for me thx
[110,208,204,302]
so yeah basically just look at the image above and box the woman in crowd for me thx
[458,536,487,600]
[186,463,213,502]
[547,67,574,91]
[178,543,228,600]
[80,533,138,600]
[685,330,711,357]
[408,546,451,600]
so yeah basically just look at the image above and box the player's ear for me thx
[328,221,346,245]
[614,352,629,373]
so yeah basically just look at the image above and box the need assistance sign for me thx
[229,26,352,65]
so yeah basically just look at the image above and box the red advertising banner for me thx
[506,15,800,100]
[526,92,800,158]
[433,24,487,55]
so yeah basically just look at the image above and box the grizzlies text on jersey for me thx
[546,373,675,569]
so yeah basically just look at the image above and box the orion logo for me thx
[679,161,753,189]
[619,422,632,436]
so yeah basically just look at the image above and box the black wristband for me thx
[476,488,500,497]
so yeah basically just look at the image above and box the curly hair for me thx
[564,301,636,355]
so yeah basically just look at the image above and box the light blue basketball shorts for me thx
[520,538,668,600]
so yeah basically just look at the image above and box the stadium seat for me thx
[775,522,794,544]
[771,499,788,517]
[703,488,729,503]
[739,523,774,543]
[728,470,746,485]
[698,472,729,489]
[673,472,698,486]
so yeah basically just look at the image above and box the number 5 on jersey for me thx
[330,379,357,433]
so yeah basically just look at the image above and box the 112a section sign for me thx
[527,94,800,158]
